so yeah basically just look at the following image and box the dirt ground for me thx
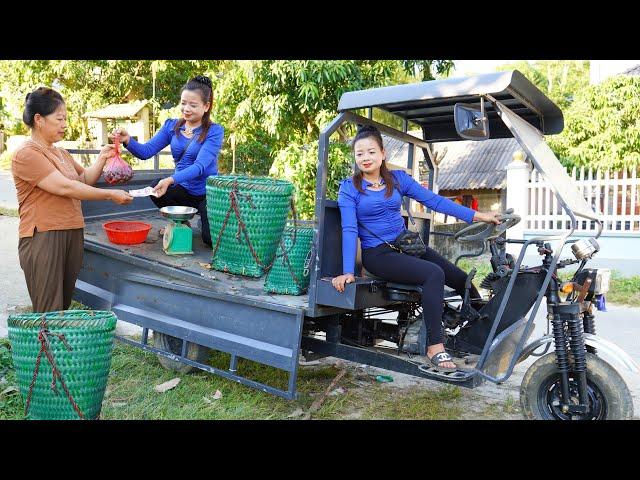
[309,355,529,420]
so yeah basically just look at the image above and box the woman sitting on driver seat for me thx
[332,125,500,372]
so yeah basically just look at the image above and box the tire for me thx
[520,352,634,420]
[153,332,210,374]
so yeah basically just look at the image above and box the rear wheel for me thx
[153,331,210,374]
[520,352,633,420]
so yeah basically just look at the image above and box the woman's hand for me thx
[473,211,501,225]
[153,177,175,198]
[108,128,130,145]
[80,144,115,185]
[108,190,134,205]
[97,144,115,166]
[332,273,356,293]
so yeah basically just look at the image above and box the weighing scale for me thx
[159,206,198,255]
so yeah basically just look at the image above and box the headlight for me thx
[572,238,600,260]
[593,268,611,295]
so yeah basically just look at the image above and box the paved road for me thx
[0,215,140,338]
[0,171,17,209]
[0,216,30,338]
[489,302,640,418]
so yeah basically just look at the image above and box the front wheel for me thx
[520,352,634,420]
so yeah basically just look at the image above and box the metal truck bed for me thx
[75,196,309,399]
[83,210,310,313]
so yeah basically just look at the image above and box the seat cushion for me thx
[363,270,458,296]
[386,281,423,293]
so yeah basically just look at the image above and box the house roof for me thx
[623,64,640,76]
[382,134,525,190]
[84,100,148,119]
[383,132,425,169]
[433,138,526,190]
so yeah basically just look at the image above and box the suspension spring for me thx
[568,315,587,374]
[567,306,590,409]
[551,315,570,373]
[583,311,596,335]
[583,311,597,354]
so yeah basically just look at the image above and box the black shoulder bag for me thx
[176,134,197,163]
[358,184,427,257]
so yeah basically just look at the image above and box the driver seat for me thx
[362,268,459,302]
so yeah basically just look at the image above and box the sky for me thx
[450,60,640,83]
[450,60,517,76]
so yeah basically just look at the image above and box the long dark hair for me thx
[22,87,65,127]
[174,75,214,143]
[352,124,395,198]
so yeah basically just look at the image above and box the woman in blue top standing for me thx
[111,75,224,246]
[333,125,500,372]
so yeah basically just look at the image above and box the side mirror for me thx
[454,101,490,141]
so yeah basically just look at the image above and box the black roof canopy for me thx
[337,70,564,142]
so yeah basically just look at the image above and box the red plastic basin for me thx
[103,221,152,245]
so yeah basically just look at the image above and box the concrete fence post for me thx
[505,150,531,256]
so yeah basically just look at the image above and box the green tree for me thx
[209,60,419,216]
[401,60,455,81]
[0,60,216,140]
[497,60,590,109]
[269,141,353,219]
[547,75,640,170]
[0,96,8,127]
[1,59,456,215]
[219,60,403,146]
[211,60,454,215]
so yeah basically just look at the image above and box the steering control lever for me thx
[454,208,522,243]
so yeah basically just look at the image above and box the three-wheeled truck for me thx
[74,70,638,419]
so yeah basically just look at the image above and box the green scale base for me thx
[163,221,193,255]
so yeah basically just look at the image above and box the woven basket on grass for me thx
[206,175,295,277]
[264,221,314,295]
[8,310,116,420]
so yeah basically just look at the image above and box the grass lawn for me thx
[606,271,640,307]
[1,260,637,420]
[0,151,11,171]
[0,337,467,421]
[0,206,18,217]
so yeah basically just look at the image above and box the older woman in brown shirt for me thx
[12,87,133,313]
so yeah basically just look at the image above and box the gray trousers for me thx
[18,228,84,313]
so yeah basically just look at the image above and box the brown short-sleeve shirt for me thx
[12,140,86,238]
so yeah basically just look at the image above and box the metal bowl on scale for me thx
[159,206,198,222]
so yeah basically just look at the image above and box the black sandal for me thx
[422,351,457,373]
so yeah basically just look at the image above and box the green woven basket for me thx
[8,310,117,420]
[207,175,295,277]
[264,222,315,295]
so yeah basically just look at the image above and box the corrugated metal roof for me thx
[624,64,640,76]
[84,100,148,119]
[383,134,424,169]
[381,133,526,190]
[433,138,525,190]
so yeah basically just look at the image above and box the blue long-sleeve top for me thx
[124,118,224,196]
[337,169,476,274]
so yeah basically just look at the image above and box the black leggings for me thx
[150,179,211,246]
[362,243,480,347]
